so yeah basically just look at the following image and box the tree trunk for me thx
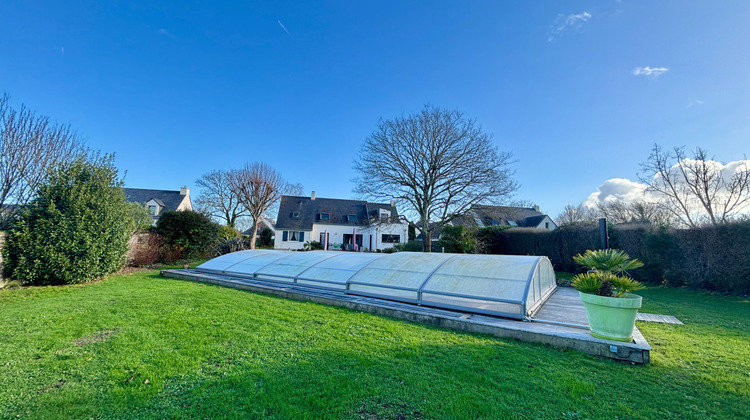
[249,219,258,249]
[422,229,432,253]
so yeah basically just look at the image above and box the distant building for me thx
[274,192,408,251]
[452,205,557,230]
[124,187,193,225]
[416,204,557,244]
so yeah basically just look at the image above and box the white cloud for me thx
[583,178,651,208]
[547,11,592,42]
[633,66,669,77]
[584,159,750,219]
[687,99,704,108]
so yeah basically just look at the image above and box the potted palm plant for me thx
[571,249,645,342]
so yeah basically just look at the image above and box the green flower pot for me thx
[579,292,642,342]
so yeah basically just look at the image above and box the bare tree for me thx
[0,93,83,227]
[556,203,593,226]
[353,106,517,252]
[593,200,672,226]
[640,145,750,227]
[194,169,248,228]
[229,162,299,249]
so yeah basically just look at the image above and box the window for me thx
[319,213,330,220]
[283,231,305,242]
[291,212,300,218]
[545,222,549,229]
[148,205,157,216]
[347,215,357,222]
[379,209,391,221]
[381,234,400,243]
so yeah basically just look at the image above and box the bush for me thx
[438,225,477,253]
[304,240,324,251]
[2,154,133,285]
[125,201,154,233]
[220,225,242,240]
[155,211,221,261]
[127,232,165,266]
[392,240,424,252]
[212,236,254,257]
[257,227,274,248]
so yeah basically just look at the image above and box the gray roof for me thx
[124,188,188,212]
[453,205,553,229]
[275,195,399,231]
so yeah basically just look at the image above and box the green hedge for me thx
[469,222,750,294]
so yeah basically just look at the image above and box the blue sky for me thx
[2,1,749,219]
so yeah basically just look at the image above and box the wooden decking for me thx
[637,313,684,324]
[161,269,652,364]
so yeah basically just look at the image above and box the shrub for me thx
[212,236,253,257]
[220,225,241,240]
[125,201,154,233]
[2,154,133,285]
[438,225,477,253]
[127,232,165,266]
[257,227,274,248]
[392,240,423,252]
[155,211,221,261]
[304,240,324,251]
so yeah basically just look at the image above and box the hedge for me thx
[469,222,750,295]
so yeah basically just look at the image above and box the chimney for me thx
[390,199,396,208]
[533,204,540,213]
[311,191,316,200]
[180,187,190,196]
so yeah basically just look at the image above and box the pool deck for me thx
[161,269,651,364]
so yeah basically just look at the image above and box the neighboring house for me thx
[274,192,408,251]
[452,204,557,230]
[124,187,193,225]
[242,216,276,236]
[416,204,557,244]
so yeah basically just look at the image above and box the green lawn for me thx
[0,269,748,419]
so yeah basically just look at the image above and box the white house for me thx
[274,192,409,251]
[124,187,193,225]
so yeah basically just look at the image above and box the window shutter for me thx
[282,231,288,241]
[299,232,305,242]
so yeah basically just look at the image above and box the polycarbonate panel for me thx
[296,252,387,290]
[420,293,523,317]
[222,252,291,276]
[254,251,347,282]
[346,253,451,301]
[422,255,538,301]
[195,249,281,273]
[195,250,556,320]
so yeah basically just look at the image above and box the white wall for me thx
[273,229,311,250]
[533,216,557,230]
[275,221,409,252]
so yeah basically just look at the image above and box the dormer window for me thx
[379,209,391,221]
[319,213,330,220]
[347,215,357,222]
[149,205,158,216]
[291,212,300,218]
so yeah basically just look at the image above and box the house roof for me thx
[275,195,399,231]
[453,205,555,229]
[124,188,188,212]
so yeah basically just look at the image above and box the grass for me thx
[0,269,748,419]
